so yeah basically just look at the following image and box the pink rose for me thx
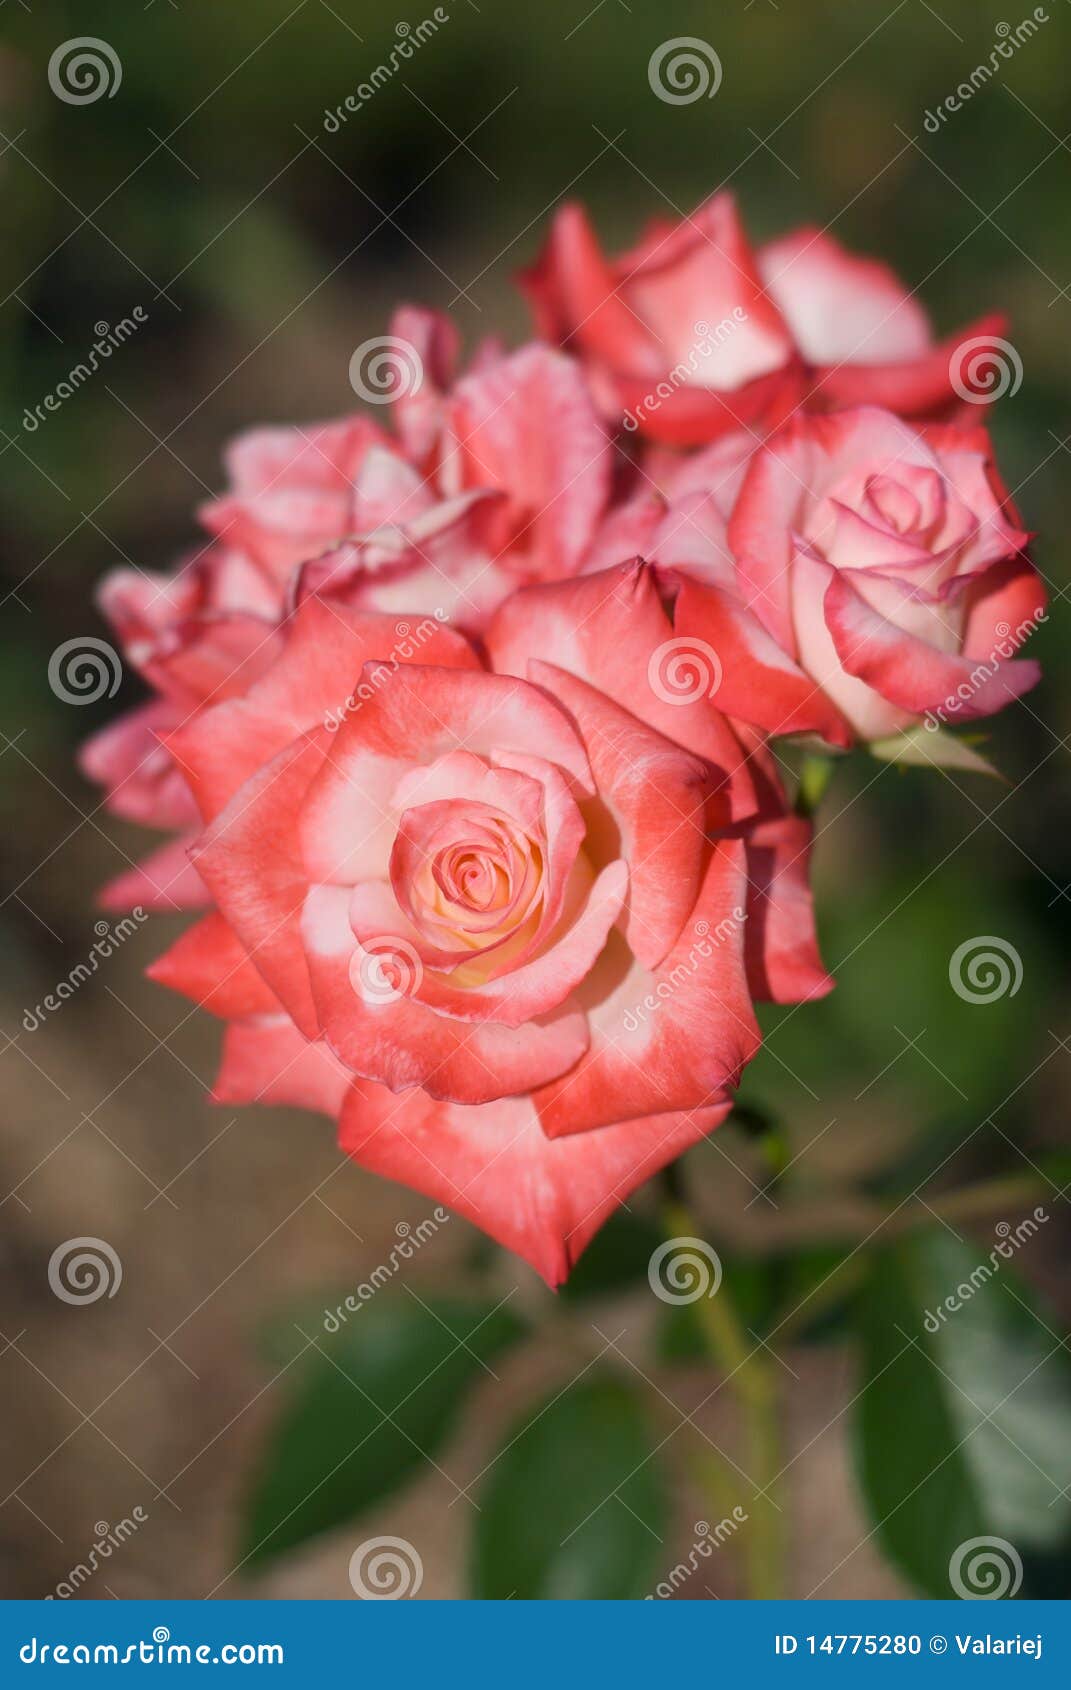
[521,193,802,446]
[756,227,1007,417]
[669,407,1043,744]
[520,194,1009,443]
[81,316,619,910]
[149,562,830,1282]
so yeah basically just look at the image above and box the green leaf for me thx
[855,1228,1071,1596]
[241,1295,525,1569]
[869,724,1003,780]
[471,1371,667,1598]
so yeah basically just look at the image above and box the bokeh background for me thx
[1,0,1068,1600]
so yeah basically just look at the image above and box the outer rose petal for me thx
[301,884,590,1104]
[672,576,852,747]
[167,596,480,822]
[535,839,761,1138]
[98,833,208,913]
[339,1080,733,1287]
[518,201,660,375]
[444,343,611,578]
[811,315,1009,415]
[388,304,460,466]
[962,555,1048,662]
[79,701,197,831]
[213,1016,351,1118]
[191,733,329,1038]
[823,569,1041,723]
[486,560,758,824]
[146,911,281,1020]
[758,228,933,368]
[530,660,713,968]
[740,814,834,1004]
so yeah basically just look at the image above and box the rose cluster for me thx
[81,191,1045,1284]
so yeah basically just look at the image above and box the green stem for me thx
[662,1194,784,1600]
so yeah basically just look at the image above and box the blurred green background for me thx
[1,0,1068,1600]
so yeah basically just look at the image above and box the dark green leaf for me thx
[242,1295,525,1569]
[471,1371,667,1598]
[855,1228,1071,1596]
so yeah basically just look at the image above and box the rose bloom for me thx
[80,314,628,910]
[667,407,1045,745]
[521,192,1004,444]
[147,561,830,1283]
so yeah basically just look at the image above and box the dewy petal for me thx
[339,1080,733,1287]
[301,884,589,1104]
[535,839,760,1137]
